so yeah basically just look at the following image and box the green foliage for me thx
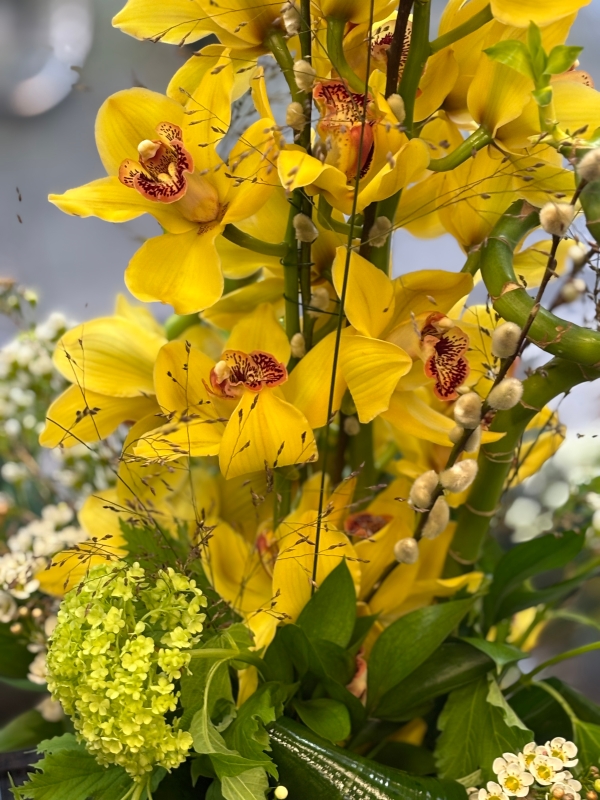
[573,720,600,766]
[0,709,64,754]
[293,698,351,742]
[367,599,474,713]
[296,561,356,648]
[460,638,525,668]
[435,677,532,782]
[0,622,34,679]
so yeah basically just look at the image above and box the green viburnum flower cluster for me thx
[46,562,207,780]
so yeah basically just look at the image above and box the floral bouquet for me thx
[2,0,600,797]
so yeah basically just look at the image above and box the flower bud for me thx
[594,779,600,792]
[560,277,586,303]
[290,332,306,358]
[552,788,565,799]
[440,459,478,493]
[409,470,439,509]
[422,496,450,540]
[293,59,316,92]
[343,415,361,436]
[275,787,289,800]
[293,213,319,243]
[387,93,405,124]
[369,216,393,247]
[394,537,419,564]
[281,1,302,36]
[491,321,522,359]
[586,792,598,800]
[286,101,306,131]
[578,147,600,183]
[453,392,482,429]
[540,202,575,237]
[487,377,523,410]
[308,286,330,317]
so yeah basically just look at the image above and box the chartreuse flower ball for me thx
[46,562,207,780]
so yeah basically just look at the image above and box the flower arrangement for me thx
[2,0,600,798]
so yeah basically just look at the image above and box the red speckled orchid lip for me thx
[118,121,193,204]
[421,312,470,401]
[208,349,288,398]
[344,512,393,538]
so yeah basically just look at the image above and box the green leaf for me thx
[348,614,378,656]
[545,45,583,76]
[297,561,356,648]
[0,622,34,679]
[367,598,474,713]
[224,683,287,772]
[461,638,526,668]
[294,699,351,743]
[371,742,436,776]
[376,641,494,721]
[509,681,573,743]
[484,40,534,79]
[485,531,584,627]
[0,709,64,754]
[435,677,532,782]
[13,742,132,800]
[221,768,269,800]
[573,720,600,766]
[496,571,594,622]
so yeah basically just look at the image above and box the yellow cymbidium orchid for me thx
[49,66,278,313]
[489,0,590,28]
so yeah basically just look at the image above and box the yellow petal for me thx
[168,466,221,521]
[510,146,574,208]
[277,148,349,211]
[340,331,412,423]
[78,490,127,548]
[134,413,226,461]
[317,0,396,22]
[512,238,572,288]
[202,278,285,330]
[216,236,282,280]
[282,331,346,429]
[194,0,281,46]
[326,475,357,531]
[112,0,214,44]
[332,247,395,338]
[125,226,224,315]
[153,340,216,413]
[95,88,185,175]
[391,271,473,324]
[226,303,290,366]
[224,118,280,222]
[467,55,533,135]
[219,390,317,479]
[382,390,454,446]
[53,317,165,397]
[490,0,590,27]
[183,57,234,163]
[49,177,195,234]
[167,45,257,105]
[178,324,225,362]
[115,294,165,336]
[357,138,431,210]
[216,471,273,541]
[40,385,158,448]
[509,429,565,485]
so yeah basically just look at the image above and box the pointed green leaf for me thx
[294,698,351,743]
[484,40,534,79]
[221,767,269,800]
[573,720,600,766]
[545,46,583,76]
[297,561,356,648]
[461,638,526,668]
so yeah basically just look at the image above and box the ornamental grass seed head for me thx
[487,377,523,411]
[409,470,439,509]
[453,392,482,428]
[491,322,522,359]
[540,202,575,238]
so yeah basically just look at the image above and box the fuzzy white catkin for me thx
[453,392,482,429]
[290,332,306,358]
[491,321,522,359]
[343,415,361,436]
[440,459,478,493]
[409,470,439,509]
[369,216,393,247]
[487,377,523,410]
[421,496,450,540]
[394,537,419,564]
[568,243,588,267]
[308,286,330,317]
[578,148,600,183]
[387,93,406,124]
[286,101,306,131]
[293,59,316,92]
[293,213,319,243]
[281,1,302,36]
[560,278,587,303]
[465,425,481,453]
[540,202,575,237]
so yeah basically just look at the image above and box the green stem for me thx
[478,200,600,366]
[369,192,402,274]
[282,203,301,342]
[222,224,287,257]
[429,3,493,54]
[534,681,578,725]
[164,313,199,341]
[266,28,306,105]
[348,421,377,507]
[385,0,414,98]
[398,0,431,133]
[299,0,313,154]
[326,17,366,93]
[526,642,600,682]
[318,197,361,236]
[452,357,600,563]
[428,126,492,172]
[461,249,481,275]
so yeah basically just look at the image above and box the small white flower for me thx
[28,651,48,685]
[4,418,21,437]
[494,758,535,797]
[478,782,510,800]
[0,590,17,623]
[528,753,565,785]
[550,771,582,800]
[36,696,64,723]
[546,738,578,768]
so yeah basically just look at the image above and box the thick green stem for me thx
[164,313,199,341]
[266,28,306,105]
[222,224,287,257]
[398,0,431,133]
[369,192,402,274]
[428,126,492,172]
[326,17,366,93]
[429,3,493,54]
[318,197,361,236]
[283,201,301,342]
[461,249,481,275]
[525,642,600,682]
[452,358,600,563]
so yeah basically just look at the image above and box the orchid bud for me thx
[578,148,600,183]
[387,93,405,124]
[560,277,587,303]
[308,286,330,317]
[540,202,575,237]
[487,377,523,410]
[293,213,319,243]
[275,787,289,800]
[369,216,393,247]
[293,59,316,92]
[343,415,361,436]
[491,321,522,359]
[286,101,306,131]
[394,537,419,564]
[409,470,439,509]
[281,1,302,36]
[290,332,306,358]
[422,496,450,540]
[453,392,482,429]
[440,459,478,493]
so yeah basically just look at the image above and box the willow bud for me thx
[440,459,478,493]
[568,242,588,267]
[369,216,393,247]
[343,416,361,436]
[487,377,523,410]
[387,93,406,124]
[290,332,306,358]
[281,1,302,36]
[540,202,575,237]
[308,286,330,317]
[560,277,586,303]
[286,101,306,131]
[293,213,319,243]
[293,59,316,92]
[409,470,439,509]
[394,537,419,564]
[422,496,450,540]
[453,392,482,429]
[578,148,600,183]
[491,321,522,359]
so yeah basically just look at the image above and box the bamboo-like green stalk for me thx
[429,3,493,54]
[428,126,491,172]
[222,224,287,257]
[326,17,366,93]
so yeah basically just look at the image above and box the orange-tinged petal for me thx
[219,389,317,479]
[125,226,224,315]
[225,303,290,366]
[332,247,395,338]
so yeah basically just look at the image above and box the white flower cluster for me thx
[473,739,580,800]
[0,503,87,599]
